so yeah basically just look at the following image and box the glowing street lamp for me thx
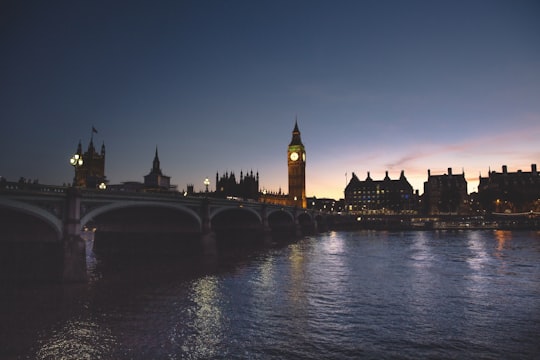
[204,177,210,193]
[70,154,83,167]
[69,154,83,187]
[98,182,107,190]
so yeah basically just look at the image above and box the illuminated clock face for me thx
[290,152,299,161]
[302,153,306,162]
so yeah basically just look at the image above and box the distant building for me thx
[288,121,307,208]
[345,170,416,214]
[259,188,289,206]
[423,168,468,215]
[307,197,345,213]
[214,170,259,200]
[261,121,307,207]
[108,148,175,192]
[478,164,540,213]
[72,138,106,188]
[144,147,173,191]
[107,181,145,192]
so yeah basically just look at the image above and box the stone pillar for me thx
[62,188,87,282]
[260,204,273,245]
[293,208,302,237]
[311,218,319,234]
[201,198,217,256]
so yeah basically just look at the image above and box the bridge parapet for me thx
[1,181,67,194]
[1,185,326,236]
[1,186,328,282]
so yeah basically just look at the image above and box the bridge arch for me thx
[81,201,202,231]
[297,212,313,223]
[266,208,295,223]
[209,206,264,239]
[0,197,62,240]
[210,205,263,224]
[265,209,296,236]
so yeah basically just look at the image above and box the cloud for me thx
[384,122,540,170]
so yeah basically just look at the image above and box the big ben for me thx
[288,121,307,208]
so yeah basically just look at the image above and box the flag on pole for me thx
[92,126,98,134]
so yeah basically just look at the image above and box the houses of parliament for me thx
[67,121,539,215]
[70,122,308,208]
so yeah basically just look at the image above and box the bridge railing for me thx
[0,181,67,194]
[0,182,319,217]
[78,188,297,209]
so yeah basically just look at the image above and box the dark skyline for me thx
[1,0,539,199]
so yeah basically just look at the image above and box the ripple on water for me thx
[4,230,540,359]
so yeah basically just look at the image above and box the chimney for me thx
[502,165,507,174]
[448,168,452,176]
[532,164,537,175]
[428,169,431,177]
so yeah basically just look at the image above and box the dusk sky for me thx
[1,0,539,200]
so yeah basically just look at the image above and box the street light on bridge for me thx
[69,154,83,187]
[204,177,210,193]
[69,154,83,167]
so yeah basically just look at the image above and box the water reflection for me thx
[410,231,433,268]
[466,231,489,273]
[182,276,224,359]
[321,231,345,255]
[288,242,307,305]
[5,231,540,359]
[464,231,492,306]
[305,234,354,342]
[493,230,512,277]
[407,231,443,331]
[311,232,347,300]
[35,318,115,360]
[252,254,275,297]
[495,230,511,255]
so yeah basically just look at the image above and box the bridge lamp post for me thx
[69,154,83,186]
[204,177,210,193]
[98,182,107,190]
[70,154,83,167]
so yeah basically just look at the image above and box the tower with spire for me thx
[288,120,307,208]
[144,147,171,191]
[72,130,106,188]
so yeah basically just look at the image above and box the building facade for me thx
[288,121,307,208]
[215,170,259,200]
[345,170,415,214]
[72,138,106,188]
[423,168,468,215]
[307,197,345,213]
[478,164,540,213]
[143,147,172,191]
[259,121,307,207]
[259,189,289,206]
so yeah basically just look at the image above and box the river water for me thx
[2,230,540,359]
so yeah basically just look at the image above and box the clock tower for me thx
[288,120,307,208]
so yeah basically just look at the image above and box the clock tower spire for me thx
[288,120,306,208]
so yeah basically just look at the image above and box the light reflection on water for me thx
[35,319,115,360]
[182,276,224,359]
[3,230,540,359]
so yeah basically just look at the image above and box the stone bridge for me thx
[0,182,327,282]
